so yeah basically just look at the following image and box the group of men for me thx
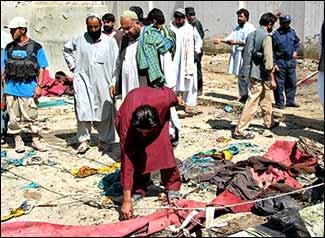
[214,9,312,139]
[1,6,324,221]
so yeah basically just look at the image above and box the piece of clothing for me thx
[159,25,177,88]
[2,39,48,97]
[40,70,74,97]
[170,21,202,92]
[63,32,118,122]
[274,66,297,105]
[238,76,249,97]
[263,208,311,237]
[120,39,139,101]
[318,71,324,107]
[263,140,318,178]
[136,26,174,87]
[196,52,203,93]
[1,199,209,237]
[225,22,255,76]
[190,18,205,40]
[77,116,115,143]
[240,27,273,81]
[253,195,301,216]
[104,29,124,48]
[236,78,274,134]
[6,95,41,135]
[272,27,300,66]
[115,87,179,190]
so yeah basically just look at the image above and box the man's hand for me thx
[121,200,133,220]
[228,40,236,45]
[271,79,277,89]
[109,85,116,98]
[34,85,42,99]
[293,51,298,59]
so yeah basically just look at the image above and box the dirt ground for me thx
[1,54,324,234]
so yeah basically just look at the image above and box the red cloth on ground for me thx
[40,70,73,97]
[263,140,316,169]
[115,87,179,190]
[1,199,206,237]
[209,190,253,213]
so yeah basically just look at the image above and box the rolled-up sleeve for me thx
[262,36,274,71]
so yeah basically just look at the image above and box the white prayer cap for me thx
[121,10,138,20]
[174,8,185,16]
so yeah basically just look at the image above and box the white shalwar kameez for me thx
[225,22,255,76]
[63,33,118,143]
[170,21,202,107]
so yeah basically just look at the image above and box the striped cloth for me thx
[136,26,174,87]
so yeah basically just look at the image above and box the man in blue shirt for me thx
[272,15,301,109]
[2,17,49,153]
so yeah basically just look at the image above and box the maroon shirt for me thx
[116,87,178,190]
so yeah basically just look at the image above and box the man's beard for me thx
[238,20,245,27]
[103,26,114,34]
[88,30,101,40]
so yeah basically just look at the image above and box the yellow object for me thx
[222,150,233,160]
[1,208,26,222]
[97,162,120,174]
[70,167,80,177]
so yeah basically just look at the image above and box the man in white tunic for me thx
[115,11,140,101]
[63,14,118,154]
[214,8,255,103]
[170,8,202,115]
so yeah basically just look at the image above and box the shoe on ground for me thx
[286,103,300,108]
[239,95,248,104]
[32,136,47,152]
[14,135,26,153]
[77,141,90,154]
[268,121,280,130]
[232,132,255,140]
[274,104,286,109]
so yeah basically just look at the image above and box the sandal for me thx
[77,141,90,154]
[232,132,255,140]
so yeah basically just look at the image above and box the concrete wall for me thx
[1,1,324,73]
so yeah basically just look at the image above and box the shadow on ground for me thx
[204,92,238,101]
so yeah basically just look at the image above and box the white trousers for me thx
[77,118,115,143]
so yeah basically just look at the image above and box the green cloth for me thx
[136,26,174,87]
[159,25,176,59]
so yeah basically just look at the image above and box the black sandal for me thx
[232,132,255,140]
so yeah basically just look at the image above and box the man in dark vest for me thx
[185,7,204,96]
[233,12,279,139]
[2,17,49,153]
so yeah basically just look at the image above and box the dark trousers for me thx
[133,166,181,195]
[238,77,249,97]
[274,64,297,106]
[196,53,203,93]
